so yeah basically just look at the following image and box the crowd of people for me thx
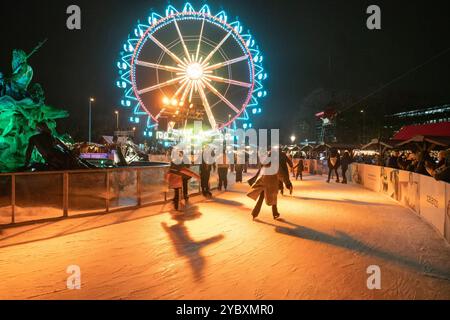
[325,148,354,184]
[297,146,450,184]
[383,149,450,182]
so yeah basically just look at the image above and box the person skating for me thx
[340,150,353,184]
[247,152,281,220]
[278,150,294,195]
[243,151,249,173]
[167,160,200,211]
[327,148,341,183]
[217,151,229,191]
[200,161,213,197]
[177,152,192,201]
[235,162,244,183]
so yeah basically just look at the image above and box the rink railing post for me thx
[106,170,110,213]
[136,168,142,207]
[11,174,15,224]
[63,172,69,217]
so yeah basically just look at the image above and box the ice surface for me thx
[0,172,449,300]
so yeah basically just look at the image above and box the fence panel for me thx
[0,175,12,225]
[140,167,169,205]
[188,165,201,195]
[14,173,63,223]
[419,175,446,236]
[350,163,449,244]
[445,185,450,243]
[69,171,108,215]
[397,170,420,214]
[109,170,138,210]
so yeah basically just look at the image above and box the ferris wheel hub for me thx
[185,62,204,80]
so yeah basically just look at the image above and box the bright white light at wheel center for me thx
[186,63,204,80]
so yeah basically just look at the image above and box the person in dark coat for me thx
[200,162,212,197]
[437,151,447,168]
[235,163,244,183]
[278,150,294,195]
[181,163,192,200]
[247,156,281,220]
[386,151,400,169]
[340,150,353,184]
[167,161,200,211]
[293,156,304,180]
[326,148,341,183]
[425,150,450,183]
[243,152,249,173]
[233,152,244,183]
[217,151,229,191]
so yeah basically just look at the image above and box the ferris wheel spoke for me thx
[188,82,195,103]
[204,55,249,71]
[197,83,217,129]
[201,79,240,113]
[201,31,232,67]
[206,75,252,88]
[135,60,184,73]
[137,76,185,95]
[149,34,186,67]
[173,18,192,63]
[172,79,190,100]
[195,19,205,62]
[180,81,192,103]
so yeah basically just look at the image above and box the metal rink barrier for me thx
[0,164,181,227]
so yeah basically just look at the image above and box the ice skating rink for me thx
[1,173,450,300]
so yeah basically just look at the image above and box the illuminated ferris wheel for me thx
[116,3,267,134]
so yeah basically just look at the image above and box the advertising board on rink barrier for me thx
[349,163,449,244]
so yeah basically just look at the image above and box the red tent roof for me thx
[393,122,450,140]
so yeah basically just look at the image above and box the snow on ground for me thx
[0,172,450,300]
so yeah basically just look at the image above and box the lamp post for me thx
[290,135,296,144]
[115,110,119,130]
[361,109,366,143]
[88,97,95,143]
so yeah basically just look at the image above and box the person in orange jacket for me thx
[167,161,200,211]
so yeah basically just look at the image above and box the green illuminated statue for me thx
[0,40,71,172]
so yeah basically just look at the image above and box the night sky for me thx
[1,0,449,142]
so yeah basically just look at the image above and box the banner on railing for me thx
[397,170,421,214]
[351,163,364,185]
[380,167,399,200]
[419,175,446,236]
[445,185,450,243]
[347,163,449,244]
[363,165,381,192]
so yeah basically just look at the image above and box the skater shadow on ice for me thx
[255,218,450,281]
[0,206,169,249]
[293,196,394,207]
[162,206,225,282]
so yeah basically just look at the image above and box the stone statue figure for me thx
[10,49,34,97]
[0,40,73,172]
